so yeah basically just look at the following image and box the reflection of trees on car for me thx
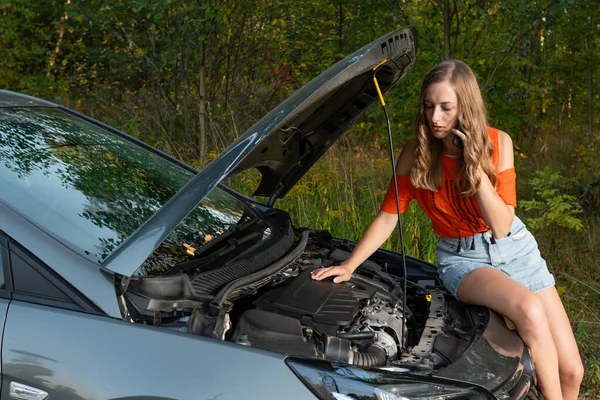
[0,108,249,262]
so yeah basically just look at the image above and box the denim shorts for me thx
[435,216,555,298]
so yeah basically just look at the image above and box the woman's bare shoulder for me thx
[497,130,513,146]
[496,130,514,172]
[396,138,417,176]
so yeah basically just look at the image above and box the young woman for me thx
[311,59,583,400]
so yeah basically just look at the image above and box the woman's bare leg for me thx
[456,267,563,400]
[535,286,584,400]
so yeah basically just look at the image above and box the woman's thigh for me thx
[456,267,541,321]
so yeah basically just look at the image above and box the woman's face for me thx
[424,81,460,140]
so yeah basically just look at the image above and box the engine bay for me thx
[121,210,492,372]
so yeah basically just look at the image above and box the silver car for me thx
[0,27,539,400]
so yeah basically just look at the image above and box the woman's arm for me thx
[311,210,398,282]
[475,131,516,238]
[311,139,417,283]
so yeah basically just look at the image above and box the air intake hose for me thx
[351,345,387,367]
[321,335,388,367]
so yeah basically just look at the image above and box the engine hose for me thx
[351,274,392,294]
[351,345,387,367]
[337,331,376,340]
[331,249,401,292]
[376,271,401,291]
[405,280,429,294]
[403,303,416,326]
[211,230,309,310]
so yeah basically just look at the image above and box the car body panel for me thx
[101,27,417,278]
[0,203,121,318]
[1,301,314,399]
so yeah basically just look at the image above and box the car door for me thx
[0,235,102,400]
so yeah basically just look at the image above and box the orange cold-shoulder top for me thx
[380,127,517,238]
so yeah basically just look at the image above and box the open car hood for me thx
[234,27,417,200]
[103,27,417,277]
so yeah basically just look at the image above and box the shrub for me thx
[520,168,583,231]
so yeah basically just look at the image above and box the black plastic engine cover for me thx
[254,269,376,326]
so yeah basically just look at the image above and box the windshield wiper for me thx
[193,209,275,258]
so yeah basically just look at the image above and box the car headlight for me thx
[286,358,496,400]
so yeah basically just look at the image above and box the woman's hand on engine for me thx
[310,264,354,283]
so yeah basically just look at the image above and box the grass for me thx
[231,135,600,397]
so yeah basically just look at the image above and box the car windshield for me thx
[0,107,255,263]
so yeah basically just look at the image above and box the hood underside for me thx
[236,28,418,200]
[103,27,417,277]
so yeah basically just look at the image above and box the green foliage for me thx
[520,168,583,231]
[585,355,600,391]
[1,0,597,156]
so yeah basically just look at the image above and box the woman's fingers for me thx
[310,266,351,283]
[451,128,466,141]
[310,266,338,280]
[332,273,351,283]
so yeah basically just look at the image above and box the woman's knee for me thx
[513,295,548,338]
[560,357,584,388]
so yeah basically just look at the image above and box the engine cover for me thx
[254,269,376,326]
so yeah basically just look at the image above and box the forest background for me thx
[0,0,598,395]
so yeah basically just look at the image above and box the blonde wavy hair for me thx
[410,59,496,196]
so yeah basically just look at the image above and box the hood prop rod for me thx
[373,61,409,352]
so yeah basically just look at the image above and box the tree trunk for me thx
[588,64,594,143]
[338,2,343,52]
[199,42,207,163]
[47,0,71,76]
[443,0,450,58]
[556,72,561,147]
[585,37,594,143]
[183,44,190,146]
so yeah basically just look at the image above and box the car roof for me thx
[0,90,59,108]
